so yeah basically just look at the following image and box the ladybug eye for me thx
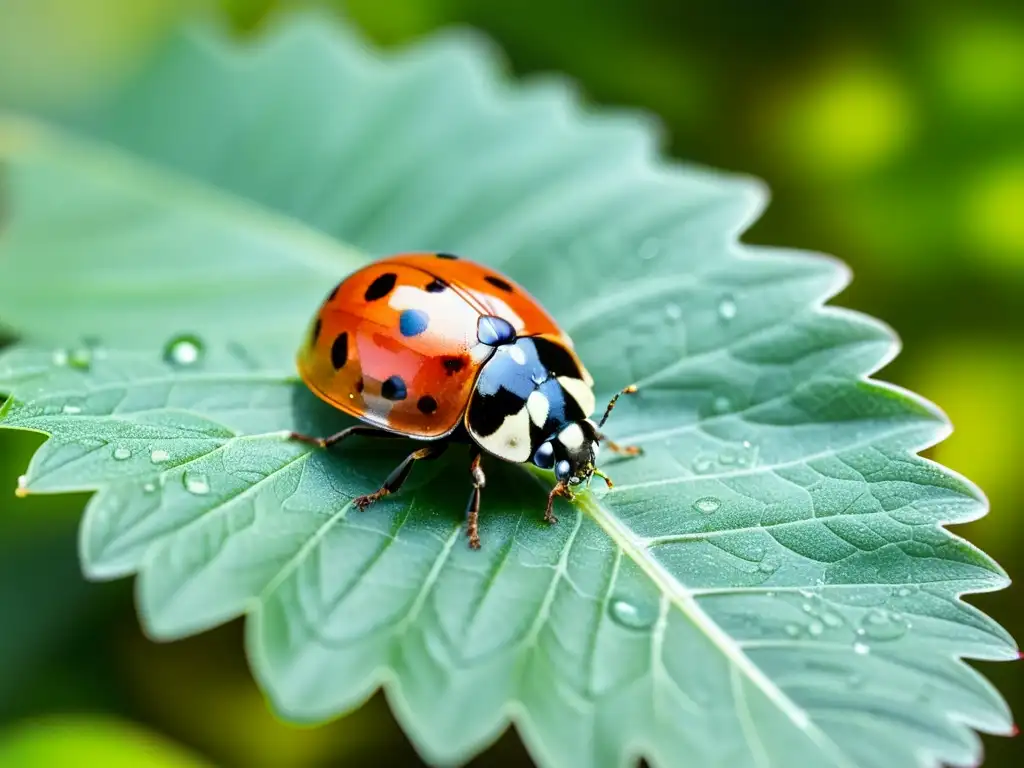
[555,460,571,481]
[533,442,555,469]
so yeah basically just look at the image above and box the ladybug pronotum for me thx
[293,252,641,549]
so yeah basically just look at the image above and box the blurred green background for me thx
[1,0,1021,765]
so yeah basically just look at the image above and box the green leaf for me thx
[0,13,1016,768]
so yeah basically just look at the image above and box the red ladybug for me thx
[293,252,640,548]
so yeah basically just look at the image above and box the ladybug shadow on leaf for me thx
[287,384,568,544]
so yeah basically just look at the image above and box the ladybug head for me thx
[532,419,603,489]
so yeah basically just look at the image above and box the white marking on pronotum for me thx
[558,376,596,417]
[471,408,532,463]
[558,422,585,450]
[526,390,550,428]
[507,345,527,365]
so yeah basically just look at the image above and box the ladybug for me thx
[293,252,641,549]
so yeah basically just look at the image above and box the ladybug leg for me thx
[598,435,643,457]
[464,448,486,549]
[352,442,448,511]
[544,480,570,525]
[289,424,400,449]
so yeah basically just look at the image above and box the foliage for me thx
[0,12,1016,768]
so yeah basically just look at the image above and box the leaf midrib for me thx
[579,491,858,768]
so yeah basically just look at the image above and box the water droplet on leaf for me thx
[717,294,737,322]
[808,620,824,636]
[821,611,844,628]
[52,349,68,367]
[693,496,720,514]
[853,642,870,655]
[164,335,204,367]
[150,449,170,464]
[143,482,157,493]
[609,598,656,630]
[62,404,82,415]
[711,396,732,414]
[15,475,28,498]
[68,347,92,371]
[112,447,132,461]
[859,608,909,641]
[638,238,662,261]
[692,455,715,474]
[183,472,210,495]
[784,623,802,638]
[664,303,683,321]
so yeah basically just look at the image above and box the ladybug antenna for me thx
[599,384,638,428]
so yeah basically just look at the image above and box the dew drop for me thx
[183,472,210,496]
[664,303,683,321]
[62,404,82,415]
[68,347,92,371]
[52,349,69,367]
[711,395,732,414]
[821,611,844,628]
[638,238,662,261]
[853,642,870,655]
[784,623,802,638]
[798,588,815,599]
[164,335,205,367]
[801,602,815,614]
[143,481,157,494]
[608,598,656,630]
[894,585,918,597]
[808,620,824,636]
[150,449,170,464]
[757,557,778,574]
[717,294,737,322]
[15,475,28,498]
[692,496,721,514]
[692,455,715,474]
[859,608,910,641]
[718,448,738,466]
[112,447,132,461]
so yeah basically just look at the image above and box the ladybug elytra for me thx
[293,252,640,548]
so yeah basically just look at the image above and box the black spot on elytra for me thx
[436,253,459,260]
[330,333,348,370]
[484,275,514,293]
[311,318,322,345]
[425,278,447,293]
[381,375,407,401]
[468,386,526,437]
[417,395,438,415]
[364,272,397,301]
[442,356,466,375]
